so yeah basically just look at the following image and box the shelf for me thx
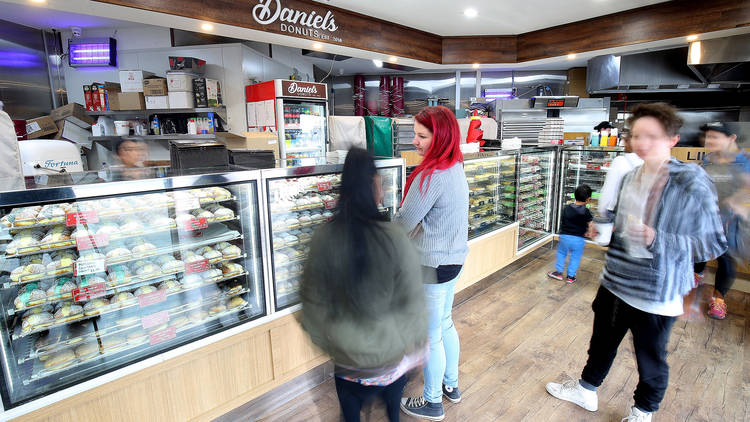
[89,134,218,142]
[286,146,322,153]
[85,107,226,117]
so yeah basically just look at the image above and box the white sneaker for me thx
[622,406,652,422]
[545,379,598,411]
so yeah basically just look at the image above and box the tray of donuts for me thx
[0,187,235,231]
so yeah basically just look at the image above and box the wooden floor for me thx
[257,248,750,422]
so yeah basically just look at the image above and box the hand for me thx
[627,223,656,247]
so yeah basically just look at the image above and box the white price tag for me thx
[174,195,200,211]
[73,258,106,276]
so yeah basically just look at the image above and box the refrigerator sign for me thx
[252,0,342,43]
[281,81,327,99]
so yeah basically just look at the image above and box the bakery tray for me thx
[2,196,236,233]
[11,269,249,340]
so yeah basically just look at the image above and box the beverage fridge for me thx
[245,79,328,167]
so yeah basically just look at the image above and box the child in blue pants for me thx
[549,185,594,283]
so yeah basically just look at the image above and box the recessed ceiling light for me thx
[313,42,323,50]
[388,56,398,63]
[686,34,699,41]
[372,59,383,68]
[472,63,480,69]
[464,8,478,18]
[201,23,214,31]
[567,53,577,60]
[30,0,46,3]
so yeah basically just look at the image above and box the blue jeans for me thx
[556,234,586,277]
[423,276,460,403]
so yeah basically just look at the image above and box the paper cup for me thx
[114,121,130,136]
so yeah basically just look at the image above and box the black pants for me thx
[694,252,736,297]
[581,286,676,413]
[334,375,407,422]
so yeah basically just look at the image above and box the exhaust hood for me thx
[687,33,750,85]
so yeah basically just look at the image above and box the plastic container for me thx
[114,121,130,136]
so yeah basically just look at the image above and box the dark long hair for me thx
[330,148,389,316]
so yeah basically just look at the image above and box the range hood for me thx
[587,34,750,93]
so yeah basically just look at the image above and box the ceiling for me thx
[312,0,670,36]
[0,0,137,30]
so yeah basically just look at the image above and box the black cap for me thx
[594,121,613,131]
[700,122,735,136]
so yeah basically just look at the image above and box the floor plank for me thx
[256,249,749,422]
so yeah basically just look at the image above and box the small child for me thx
[548,185,594,283]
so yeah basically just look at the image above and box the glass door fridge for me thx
[0,172,267,409]
[556,147,625,232]
[262,160,404,311]
[282,101,327,166]
[516,148,557,251]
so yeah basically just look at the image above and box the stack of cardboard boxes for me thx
[24,103,95,146]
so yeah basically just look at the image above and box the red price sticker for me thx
[149,326,177,346]
[182,217,208,232]
[65,210,99,227]
[72,282,107,302]
[141,310,170,329]
[138,289,167,308]
[317,181,332,191]
[587,164,602,170]
[324,199,337,210]
[76,233,110,251]
[185,258,210,274]
[73,258,106,277]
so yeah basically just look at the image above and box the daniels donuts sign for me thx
[281,80,327,99]
[252,0,342,43]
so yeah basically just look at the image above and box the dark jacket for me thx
[300,221,427,371]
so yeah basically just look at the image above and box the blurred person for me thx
[114,139,148,168]
[598,136,644,217]
[545,103,726,422]
[300,148,427,422]
[692,122,750,319]
[548,184,594,284]
[396,106,468,421]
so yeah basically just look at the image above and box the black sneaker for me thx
[442,384,462,403]
[400,396,445,421]
[547,271,564,281]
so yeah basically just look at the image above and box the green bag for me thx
[364,116,393,158]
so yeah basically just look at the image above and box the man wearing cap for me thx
[694,122,750,319]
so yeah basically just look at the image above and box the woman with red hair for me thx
[397,106,469,421]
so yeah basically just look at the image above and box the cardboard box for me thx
[143,78,168,96]
[25,116,58,139]
[563,131,589,146]
[145,95,169,110]
[400,150,423,166]
[168,56,206,74]
[167,72,196,92]
[83,85,93,111]
[55,120,91,146]
[119,70,155,93]
[109,92,146,111]
[193,78,222,107]
[50,103,96,128]
[168,91,195,109]
[214,132,280,160]
[90,83,104,112]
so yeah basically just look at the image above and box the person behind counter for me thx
[300,147,427,422]
[396,106,469,421]
[114,139,148,168]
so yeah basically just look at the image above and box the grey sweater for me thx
[395,163,469,268]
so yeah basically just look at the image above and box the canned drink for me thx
[201,117,209,134]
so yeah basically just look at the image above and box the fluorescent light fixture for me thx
[372,59,383,67]
[312,42,323,50]
[567,53,577,60]
[472,63,480,69]
[30,0,46,4]
[686,34,698,41]
[484,88,513,99]
[68,38,117,67]
[464,8,478,18]
[689,41,702,64]
[388,56,398,63]
[201,23,214,31]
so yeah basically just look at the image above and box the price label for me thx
[185,258,210,274]
[149,326,177,346]
[174,196,200,211]
[324,199,338,210]
[138,290,167,308]
[586,164,602,170]
[65,210,99,227]
[141,310,170,329]
[76,233,110,251]
[182,217,208,232]
[317,181,332,191]
[72,282,107,302]
[73,258,106,276]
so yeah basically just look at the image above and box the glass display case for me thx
[0,173,266,409]
[516,148,557,250]
[263,159,404,311]
[556,147,625,231]
[465,154,518,240]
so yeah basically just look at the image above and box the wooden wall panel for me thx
[517,0,750,62]
[442,36,517,64]
[270,318,324,378]
[456,226,517,293]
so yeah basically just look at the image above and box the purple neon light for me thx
[69,43,112,65]
[484,88,513,99]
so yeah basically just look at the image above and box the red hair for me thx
[402,106,463,204]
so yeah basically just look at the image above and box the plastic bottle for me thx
[98,162,111,181]
[151,115,161,135]
[590,131,599,147]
